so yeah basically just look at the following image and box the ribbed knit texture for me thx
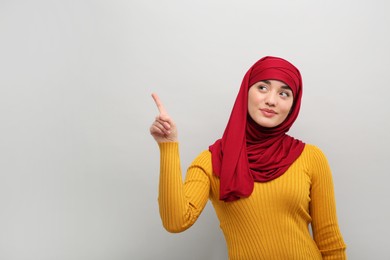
[158,142,346,260]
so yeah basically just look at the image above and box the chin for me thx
[255,119,282,128]
[261,124,278,128]
[256,121,277,128]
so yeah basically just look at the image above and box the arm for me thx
[150,93,209,233]
[309,146,347,259]
[158,143,210,233]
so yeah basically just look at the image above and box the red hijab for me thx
[209,56,305,202]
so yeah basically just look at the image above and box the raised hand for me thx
[150,93,178,143]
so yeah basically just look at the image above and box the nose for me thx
[265,92,277,107]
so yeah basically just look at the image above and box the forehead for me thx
[258,80,292,90]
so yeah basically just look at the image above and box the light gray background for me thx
[0,0,389,259]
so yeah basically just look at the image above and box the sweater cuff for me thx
[158,142,179,154]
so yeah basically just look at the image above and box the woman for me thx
[150,56,347,259]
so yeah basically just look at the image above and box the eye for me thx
[280,91,292,98]
[257,85,268,92]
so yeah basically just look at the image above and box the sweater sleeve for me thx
[158,142,210,233]
[309,145,347,259]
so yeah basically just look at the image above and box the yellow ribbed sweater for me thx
[158,142,346,259]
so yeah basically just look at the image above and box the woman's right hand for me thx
[150,93,178,143]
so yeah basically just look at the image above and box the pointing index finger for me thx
[151,93,168,115]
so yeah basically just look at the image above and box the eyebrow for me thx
[261,80,292,91]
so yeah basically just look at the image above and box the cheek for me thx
[247,99,256,114]
[282,100,294,115]
[248,91,262,104]
[247,91,257,107]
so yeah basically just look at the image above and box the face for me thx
[248,80,294,128]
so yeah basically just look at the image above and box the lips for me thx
[260,108,277,117]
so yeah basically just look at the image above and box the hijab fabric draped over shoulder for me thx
[209,56,305,202]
